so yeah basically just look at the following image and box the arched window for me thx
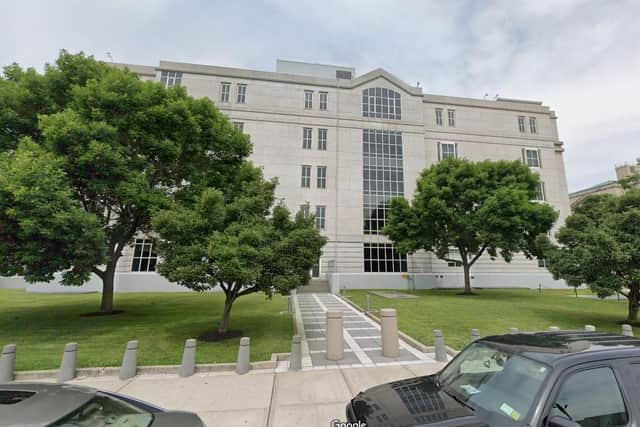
[362,87,401,120]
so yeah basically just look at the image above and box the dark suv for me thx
[346,331,640,427]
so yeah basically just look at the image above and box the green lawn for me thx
[345,289,631,350]
[0,289,292,371]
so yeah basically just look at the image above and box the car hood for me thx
[349,375,488,427]
[151,411,205,427]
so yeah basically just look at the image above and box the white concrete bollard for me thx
[365,294,371,312]
[326,311,344,361]
[289,335,302,371]
[622,324,634,337]
[470,329,481,342]
[0,344,16,383]
[236,337,251,374]
[584,325,596,332]
[179,339,197,377]
[119,340,138,380]
[380,309,399,357]
[509,327,519,334]
[434,330,447,362]
[548,326,560,332]
[57,343,78,383]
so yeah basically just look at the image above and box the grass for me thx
[0,289,292,371]
[345,288,632,350]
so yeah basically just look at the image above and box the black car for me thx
[0,382,205,427]
[347,331,640,427]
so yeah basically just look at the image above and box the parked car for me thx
[0,382,204,427]
[347,331,640,427]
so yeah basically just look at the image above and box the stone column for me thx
[119,340,138,380]
[380,309,399,357]
[470,329,481,342]
[0,344,16,383]
[326,311,344,360]
[622,324,634,337]
[179,339,197,377]
[57,343,78,383]
[584,325,596,332]
[434,330,447,362]
[548,326,560,332]
[236,337,251,374]
[509,327,519,334]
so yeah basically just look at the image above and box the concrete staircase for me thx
[297,279,330,293]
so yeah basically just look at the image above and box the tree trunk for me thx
[218,294,236,335]
[627,284,639,323]
[100,263,116,313]
[462,263,472,294]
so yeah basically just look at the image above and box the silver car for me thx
[0,382,205,427]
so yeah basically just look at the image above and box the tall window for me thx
[362,87,401,120]
[435,108,443,126]
[363,129,404,234]
[304,90,313,109]
[233,122,244,131]
[447,109,456,127]
[439,142,457,160]
[518,116,526,133]
[364,243,407,273]
[236,84,247,103]
[315,205,326,230]
[301,165,311,188]
[160,71,182,88]
[131,239,158,272]
[319,92,328,111]
[317,166,327,189]
[529,116,537,134]
[318,128,327,151]
[524,148,541,167]
[534,182,546,201]
[220,82,231,102]
[303,127,312,149]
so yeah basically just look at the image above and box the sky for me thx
[2,0,639,192]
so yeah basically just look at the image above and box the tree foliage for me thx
[540,190,640,322]
[384,158,558,293]
[153,164,327,334]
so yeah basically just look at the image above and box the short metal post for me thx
[622,324,634,337]
[509,327,519,334]
[470,329,481,342]
[380,309,399,357]
[326,311,344,360]
[0,344,17,382]
[57,342,78,383]
[584,325,596,332]
[289,335,302,371]
[434,330,447,362]
[179,339,197,377]
[236,337,251,374]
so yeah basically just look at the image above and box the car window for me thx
[549,367,628,427]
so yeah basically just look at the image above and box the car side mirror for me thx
[547,416,581,427]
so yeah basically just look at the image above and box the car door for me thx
[614,358,640,424]
[539,363,633,427]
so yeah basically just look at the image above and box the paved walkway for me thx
[294,293,435,368]
[59,361,445,427]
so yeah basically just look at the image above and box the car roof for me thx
[479,331,640,366]
[0,382,96,426]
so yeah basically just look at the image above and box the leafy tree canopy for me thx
[385,158,558,294]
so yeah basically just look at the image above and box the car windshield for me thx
[438,342,550,423]
[49,393,153,427]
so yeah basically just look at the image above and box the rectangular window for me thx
[304,90,313,109]
[317,166,327,189]
[439,142,457,160]
[236,84,247,104]
[303,127,312,149]
[447,249,463,267]
[363,243,407,273]
[301,165,311,188]
[220,82,231,102]
[529,116,537,134]
[524,148,541,167]
[535,182,546,201]
[447,109,456,127]
[315,205,326,230]
[233,122,244,131]
[131,239,158,272]
[318,128,327,151]
[518,116,526,133]
[319,92,328,111]
[538,258,547,268]
[160,71,182,88]
[300,204,310,217]
[435,108,443,126]
[363,129,404,234]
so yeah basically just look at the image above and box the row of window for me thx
[435,108,456,127]
[301,165,327,189]
[300,204,326,230]
[303,127,327,150]
[304,90,328,111]
[220,82,247,104]
[518,116,538,134]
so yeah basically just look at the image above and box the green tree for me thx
[539,190,640,323]
[152,165,326,336]
[384,158,558,294]
[0,51,251,312]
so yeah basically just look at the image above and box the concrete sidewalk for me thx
[62,361,445,427]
